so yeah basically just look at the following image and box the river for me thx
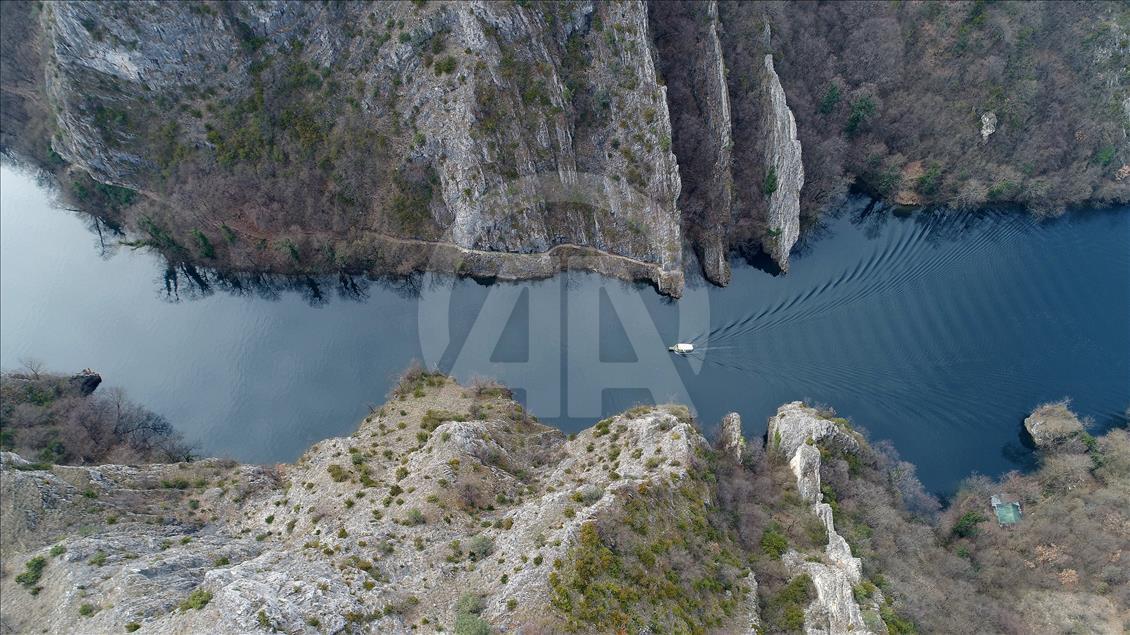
[2,164,1127,493]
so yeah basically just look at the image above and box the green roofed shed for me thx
[990,495,1022,526]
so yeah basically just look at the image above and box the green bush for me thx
[853,579,877,602]
[844,96,876,137]
[467,535,494,561]
[548,480,745,633]
[819,83,841,114]
[915,163,942,196]
[69,176,138,212]
[454,593,491,635]
[880,602,918,634]
[191,229,215,259]
[434,56,457,75]
[79,603,97,617]
[1095,145,1116,166]
[280,239,301,263]
[950,511,986,539]
[763,166,779,197]
[15,556,46,592]
[327,464,349,482]
[760,526,789,559]
[403,508,425,526]
[763,574,815,633]
[179,588,213,611]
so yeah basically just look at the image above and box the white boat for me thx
[668,343,694,354]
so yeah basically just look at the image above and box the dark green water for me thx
[2,165,1127,492]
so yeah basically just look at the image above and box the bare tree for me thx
[18,357,46,379]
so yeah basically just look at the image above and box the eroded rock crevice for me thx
[648,0,734,285]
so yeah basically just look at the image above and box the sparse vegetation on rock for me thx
[0,370,1125,633]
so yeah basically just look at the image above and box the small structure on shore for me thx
[990,494,1022,527]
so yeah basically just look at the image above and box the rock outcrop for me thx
[980,111,998,143]
[0,377,753,634]
[718,411,747,463]
[761,54,804,273]
[699,2,734,285]
[1024,400,1086,450]
[768,402,876,635]
[67,370,102,396]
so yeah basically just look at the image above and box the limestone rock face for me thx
[743,571,762,632]
[37,0,685,294]
[1024,401,1085,449]
[785,548,869,635]
[767,401,860,461]
[761,54,804,272]
[981,111,998,142]
[0,381,754,634]
[700,1,734,286]
[768,402,875,635]
[719,412,746,462]
[788,443,823,503]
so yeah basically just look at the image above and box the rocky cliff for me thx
[760,55,804,273]
[2,374,917,634]
[10,1,688,294]
[2,369,915,634]
[1,0,818,295]
[650,0,735,285]
[3,1,1126,294]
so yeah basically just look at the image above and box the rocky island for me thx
[2,370,1126,633]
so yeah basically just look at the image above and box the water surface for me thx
[2,165,1127,492]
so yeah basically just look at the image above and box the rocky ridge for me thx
[18,371,1118,633]
[718,411,746,463]
[0,375,756,633]
[768,402,878,635]
[0,375,897,634]
[5,2,1127,292]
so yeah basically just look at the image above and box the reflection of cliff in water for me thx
[0,153,420,308]
[159,264,429,306]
